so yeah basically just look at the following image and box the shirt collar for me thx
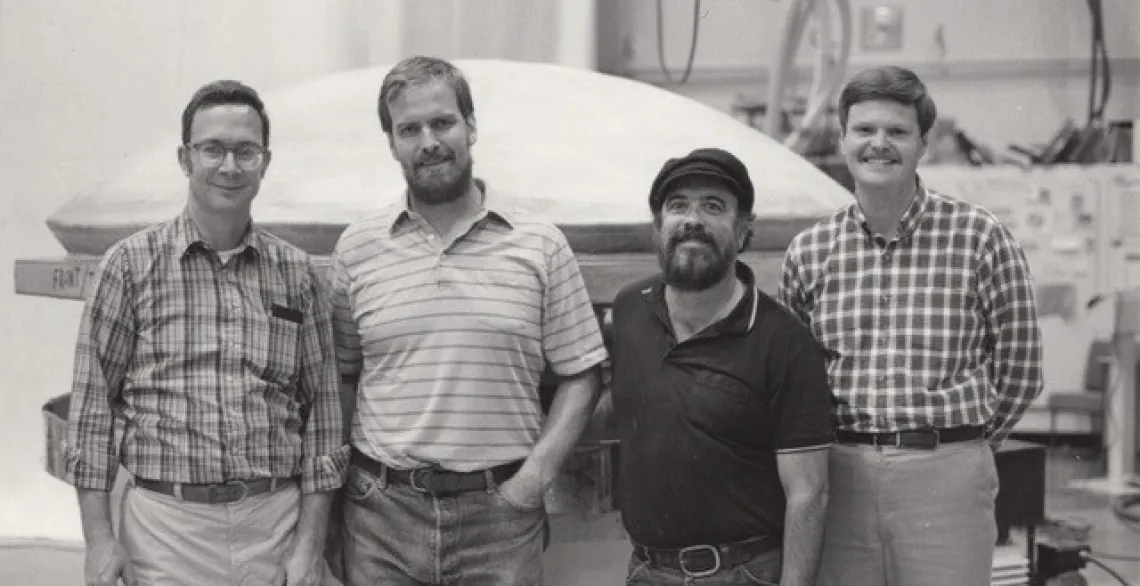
[642,261,761,336]
[388,178,515,237]
[848,176,930,241]
[174,209,261,259]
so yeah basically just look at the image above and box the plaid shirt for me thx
[64,211,348,493]
[779,183,1043,444]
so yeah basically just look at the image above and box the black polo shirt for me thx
[610,262,833,548]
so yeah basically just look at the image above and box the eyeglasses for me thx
[187,141,267,171]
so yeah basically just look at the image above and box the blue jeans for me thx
[626,548,781,585]
[341,463,547,585]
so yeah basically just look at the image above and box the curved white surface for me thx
[48,59,851,254]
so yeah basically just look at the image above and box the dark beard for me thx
[407,157,473,206]
[658,233,733,292]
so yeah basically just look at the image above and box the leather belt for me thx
[835,425,987,450]
[134,477,294,504]
[633,536,779,578]
[350,449,522,496]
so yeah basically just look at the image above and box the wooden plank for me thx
[46,218,821,257]
[14,258,101,300]
[14,252,789,303]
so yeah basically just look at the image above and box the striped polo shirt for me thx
[330,185,608,472]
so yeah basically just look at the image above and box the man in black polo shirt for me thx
[606,148,833,585]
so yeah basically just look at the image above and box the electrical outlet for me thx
[860,6,904,51]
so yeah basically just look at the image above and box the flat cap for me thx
[648,148,754,213]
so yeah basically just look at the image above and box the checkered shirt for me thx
[64,211,348,492]
[779,183,1043,444]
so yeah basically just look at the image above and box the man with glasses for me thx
[64,80,346,586]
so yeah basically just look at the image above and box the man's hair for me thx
[181,80,270,146]
[378,56,475,135]
[837,66,937,137]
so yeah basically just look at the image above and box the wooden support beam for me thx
[15,252,790,303]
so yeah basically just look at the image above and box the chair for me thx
[1045,339,1113,449]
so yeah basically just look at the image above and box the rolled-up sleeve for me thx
[65,247,136,491]
[296,260,349,493]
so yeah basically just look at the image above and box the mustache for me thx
[668,226,715,247]
[415,153,453,167]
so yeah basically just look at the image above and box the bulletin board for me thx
[1102,166,1140,292]
[919,165,1140,435]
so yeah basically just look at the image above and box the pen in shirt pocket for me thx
[271,303,303,324]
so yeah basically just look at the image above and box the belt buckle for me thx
[906,428,940,449]
[678,544,721,578]
[211,480,249,503]
[874,428,940,449]
[409,468,434,493]
[871,432,901,449]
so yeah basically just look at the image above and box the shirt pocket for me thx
[252,296,302,386]
[681,369,762,440]
[466,270,543,336]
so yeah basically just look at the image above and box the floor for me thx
[1035,445,1140,586]
[1,443,1137,585]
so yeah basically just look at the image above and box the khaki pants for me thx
[120,478,300,586]
[818,440,999,586]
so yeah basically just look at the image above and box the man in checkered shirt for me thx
[65,80,346,586]
[779,66,1044,586]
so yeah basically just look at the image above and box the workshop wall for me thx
[604,0,1140,150]
[604,0,1140,439]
